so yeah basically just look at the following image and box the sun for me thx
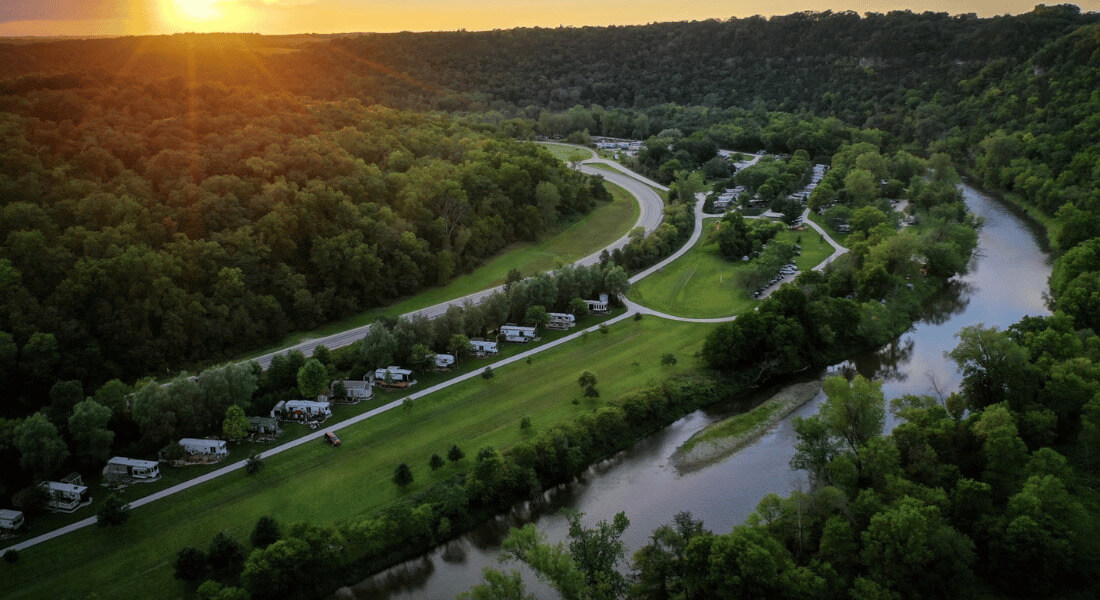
[176,0,221,21]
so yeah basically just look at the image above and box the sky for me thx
[0,0,1097,37]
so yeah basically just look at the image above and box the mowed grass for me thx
[3,313,624,543]
[538,142,594,161]
[628,220,757,318]
[1,317,712,600]
[628,220,838,319]
[239,182,639,359]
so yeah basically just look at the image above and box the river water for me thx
[335,185,1051,600]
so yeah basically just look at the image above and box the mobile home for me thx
[278,400,333,420]
[249,416,281,436]
[585,294,610,314]
[434,353,456,370]
[374,366,416,388]
[178,438,229,458]
[0,509,24,531]
[332,378,373,402]
[470,339,498,356]
[39,481,91,512]
[500,324,539,343]
[547,312,576,330]
[103,457,161,482]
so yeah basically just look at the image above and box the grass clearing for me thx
[627,220,758,318]
[237,181,639,360]
[537,142,594,162]
[1,317,712,600]
[806,210,852,247]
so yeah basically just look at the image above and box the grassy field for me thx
[538,142,594,161]
[1,317,713,600]
[806,211,852,247]
[237,181,639,360]
[627,221,757,318]
[2,312,625,544]
[627,222,835,319]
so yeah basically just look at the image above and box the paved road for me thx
[1,153,666,555]
[3,152,844,555]
[243,153,664,370]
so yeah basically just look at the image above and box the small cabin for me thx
[434,353,456,369]
[0,509,24,531]
[39,481,91,512]
[249,416,282,436]
[470,339,498,356]
[500,324,539,343]
[277,400,332,421]
[585,294,610,314]
[103,457,161,482]
[374,366,416,388]
[547,312,576,330]
[331,378,373,402]
[178,438,229,458]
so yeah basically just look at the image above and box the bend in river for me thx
[334,184,1051,600]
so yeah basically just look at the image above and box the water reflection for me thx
[336,185,1051,600]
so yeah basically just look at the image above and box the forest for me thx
[1,5,1099,599]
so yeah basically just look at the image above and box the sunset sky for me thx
[1,1,1097,37]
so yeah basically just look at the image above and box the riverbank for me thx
[671,379,824,472]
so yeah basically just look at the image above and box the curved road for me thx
[3,150,844,554]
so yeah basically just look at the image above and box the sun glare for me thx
[177,0,221,21]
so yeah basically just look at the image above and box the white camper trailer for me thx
[547,312,576,330]
[374,366,416,388]
[470,339,498,356]
[280,400,333,420]
[0,509,24,531]
[434,353,456,370]
[585,294,610,314]
[178,438,229,458]
[103,457,161,482]
[39,481,91,512]
[500,324,539,343]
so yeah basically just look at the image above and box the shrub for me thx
[661,353,678,366]
[174,547,207,581]
[250,516,281,549]
[429,453,445,471]
[96,494,130,526]
[520,416,532,430]
[447,445,465,462]
[245,454,264,474]
[482,366,494,380]
[3,549,18,564]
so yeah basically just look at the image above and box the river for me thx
[334,184,1051,600]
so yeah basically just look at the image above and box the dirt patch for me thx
[671,379,823,473]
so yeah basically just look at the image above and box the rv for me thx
[434,353,456,370]
[500,324,539,343]
[585,294,610,314]
[374,366,416,388]
[39,481,91,512]
[0,509,24,531]
[547,313,576,330]
[278,400,333,420]
[103,457,161,482]
[178,438,229,458]
[470,339,498,356]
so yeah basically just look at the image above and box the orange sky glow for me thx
[0,1,1096,37]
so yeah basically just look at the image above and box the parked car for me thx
[324,432,341,447]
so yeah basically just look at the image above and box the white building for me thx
[178,438,229,458]
[547,313,576,330]
[500,324,539,343]
[0,509,24,531]
[103,457,161,481]
[277,400,333,420]
[39,481,91,512]
[434,353,456,369]
[585,294,610,314]
[374,366,415,387]
[332,378,373,401]
[470,339,498,356]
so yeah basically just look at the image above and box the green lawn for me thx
[627,220,758,319]
[627,222,837,319]
[1,317,712,600]
[537,142,594,161]
[2,312,624,544]
[236,181,639,360]
[806,211,852,247]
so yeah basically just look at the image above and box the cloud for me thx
[0,1,131,25]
